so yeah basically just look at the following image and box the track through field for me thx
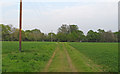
[2,42,117,72]
[43,42,102,72]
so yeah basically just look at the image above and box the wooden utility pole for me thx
[19,0,22,52]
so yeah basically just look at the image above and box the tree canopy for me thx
[0,24,119,42]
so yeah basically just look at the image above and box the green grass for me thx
[2,41,118,72]
[48,43,71,72]
[69,42,118,72]
[2,41,57,72]
[64,43,101,72]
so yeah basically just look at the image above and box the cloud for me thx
[41,3,117,23]
[1,1,118,34]
[24,0,119,3]
[0,0,119,3]
[20,2,117,34]
[0,2,17,8]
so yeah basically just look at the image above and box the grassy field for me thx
[2,41,118,72]
[69,42,118,72]
[2,41,57,72]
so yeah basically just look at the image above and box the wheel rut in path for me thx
[43,44,59,72]
[62,43,77,72]
[44,43,77,72]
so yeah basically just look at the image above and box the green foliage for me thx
[57,33,68,42]
[25,29,43,41]
[58,24,69,34]
[57,24,85,42]
[69,25,79,33]
[101,31,117,42]
[1,24,12,41]
[1,24,119,42]
[69,42,118,72]
[2,41,57,72]
[86,30,100,42]
[47,33,57,42]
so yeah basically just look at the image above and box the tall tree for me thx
[48,33,57,42]
[58,24,69,34]
[87,30,100,42]
[1,24,12,41]
[102,30,117,42]
[69,25,79,33]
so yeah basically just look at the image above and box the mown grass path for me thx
[43,42,102,72]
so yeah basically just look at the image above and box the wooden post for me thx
[19,0,22,52]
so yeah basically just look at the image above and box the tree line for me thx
[0,24,120,42]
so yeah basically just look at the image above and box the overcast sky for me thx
[0,0,119,34]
